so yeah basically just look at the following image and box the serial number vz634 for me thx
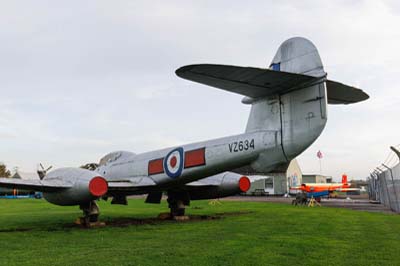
[228,139,255,153]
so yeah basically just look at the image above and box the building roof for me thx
[11,172,22,179]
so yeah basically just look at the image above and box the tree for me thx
[0,163,11,178]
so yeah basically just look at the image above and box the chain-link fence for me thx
[368,156,400,213]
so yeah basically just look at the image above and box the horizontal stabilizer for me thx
[326,80,369,104]
[176,64,317,98]
[176,64,369,104]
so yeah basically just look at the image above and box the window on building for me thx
[265,178,273,188]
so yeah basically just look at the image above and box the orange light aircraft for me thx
[292,175,359,197]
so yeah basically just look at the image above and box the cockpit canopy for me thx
[99,151,136,166]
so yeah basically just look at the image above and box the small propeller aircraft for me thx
[295,174,360,198]
[0,37,368,225]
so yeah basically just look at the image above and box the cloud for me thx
[0,1,398,180]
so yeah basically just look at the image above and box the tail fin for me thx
[269,37,325,77]
[175,37,369,173]
[246,37,328,169]
[342,174,348,184]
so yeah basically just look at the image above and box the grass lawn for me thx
[0,199,399,266]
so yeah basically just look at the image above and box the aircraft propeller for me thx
[37,163,53,180]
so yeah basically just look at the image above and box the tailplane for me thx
[175,37,369,173]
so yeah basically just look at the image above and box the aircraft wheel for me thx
[167,191,189,218]
[79,201,100,226]
[169,200,186,217]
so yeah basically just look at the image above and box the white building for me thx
[246,159,302,195]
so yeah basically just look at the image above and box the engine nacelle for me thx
[43,168,108,206]
[188,172,250,200]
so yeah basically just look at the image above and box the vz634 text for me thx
[228,139,255,153]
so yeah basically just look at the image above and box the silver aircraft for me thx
[0,37,368,224]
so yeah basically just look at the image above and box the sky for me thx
[0,0,399,181]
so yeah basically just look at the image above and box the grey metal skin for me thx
[42,168,103,206]
[97,37,327,188]
[0,37,368,222]
[185,172,250,200]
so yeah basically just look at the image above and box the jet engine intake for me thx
[43,168,108,206]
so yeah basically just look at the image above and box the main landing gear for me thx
[167,191,190,219]
[77,201,105,227]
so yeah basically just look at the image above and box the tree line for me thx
[0,163,11,178]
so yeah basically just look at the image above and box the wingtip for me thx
[354,89,370,104]
[175,65,187,77]
[175,64,199,77]
[175,64,216,78]
[326,79,370,105]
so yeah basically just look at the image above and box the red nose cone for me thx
[89,176,108,197]
[239,176,251,192]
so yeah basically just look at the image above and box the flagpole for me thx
[319,158,322,175]
[317,150,323,175]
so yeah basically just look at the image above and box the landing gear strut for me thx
[167,191,190,218]
[78,201,101,227]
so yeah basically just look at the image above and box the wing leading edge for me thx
[176,64,369,104]
[0,178,72,192]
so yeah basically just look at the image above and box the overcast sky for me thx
[1,0,399,180]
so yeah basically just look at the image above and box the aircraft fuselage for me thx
[96,130,284,190]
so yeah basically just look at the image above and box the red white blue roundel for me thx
[164,147,184,178]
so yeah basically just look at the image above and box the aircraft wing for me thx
[0,178,72,192]
[0,176,158,194]
[107,176,158,193]
[335,187,360,192]
[176,64,369,104]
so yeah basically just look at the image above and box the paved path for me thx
[222,196,395,214]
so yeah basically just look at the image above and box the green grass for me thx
[0,199,399,266]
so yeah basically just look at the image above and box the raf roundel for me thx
[164,147,184,178]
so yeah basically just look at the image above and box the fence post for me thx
[374,174,379,201]
[373,171,382,204]
[376,167,392,210]
[382,164,400,212]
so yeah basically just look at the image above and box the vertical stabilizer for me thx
[246,37,328,171]
[342,174,348,185]
[269,37,325,77]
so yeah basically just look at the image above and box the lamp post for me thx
[390,146,400,159]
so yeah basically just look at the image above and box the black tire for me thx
[89,214,99,223]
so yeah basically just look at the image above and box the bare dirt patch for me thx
[71,210,253,229]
